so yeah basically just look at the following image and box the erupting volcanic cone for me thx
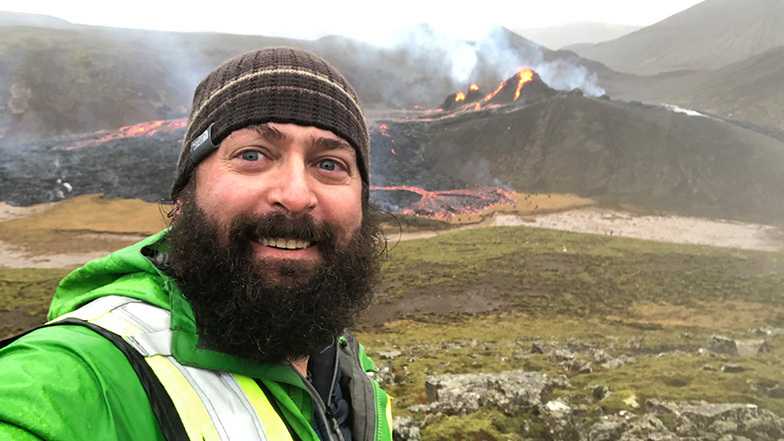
[440,91,465,111]
[439,83,483,111]
[438,69,557,112]
[465,83,483,102]
[482,68,554,106]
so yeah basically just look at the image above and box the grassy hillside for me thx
[3,220,782,438]
[362,226,784,439]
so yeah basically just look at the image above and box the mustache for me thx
[231,212,337,246]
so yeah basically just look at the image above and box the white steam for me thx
[384,25,605,97]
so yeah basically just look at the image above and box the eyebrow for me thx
[242,123,354,156]
[250,123,287,142]
[310,136,354,155]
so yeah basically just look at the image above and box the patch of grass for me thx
[377,224,784,319]
[565,341,784,416]
[0,194,167,255]
[375,212,452,234]
[422,410,540,441]
[0,267,69,338]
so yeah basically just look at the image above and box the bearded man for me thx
[0,47,391,441]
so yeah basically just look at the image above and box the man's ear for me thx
[171,199,183,220]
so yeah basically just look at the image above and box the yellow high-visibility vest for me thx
[54,295,294,441]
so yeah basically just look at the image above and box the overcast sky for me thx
[3,0,704,43]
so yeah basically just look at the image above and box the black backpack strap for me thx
[1,319,189,441]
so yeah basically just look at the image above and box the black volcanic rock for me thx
[0,130,183,205]
[370,94,784,224]
[3,92,784,225]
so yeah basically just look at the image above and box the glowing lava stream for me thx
[371,185,517,220]
[513,69,535,101]
[63,117,187,150]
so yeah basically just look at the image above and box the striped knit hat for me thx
[170,47,369,200]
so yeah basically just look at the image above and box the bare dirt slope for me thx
[568,0,784,75]
[603,46,784,130]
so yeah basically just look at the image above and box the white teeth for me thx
[259,238,311,249]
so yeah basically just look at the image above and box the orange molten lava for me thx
[370,185,516,221]
[513,68,535,101]
[64,118,188,150]
[98,119,187,142]
[468,83,479,92]
[455,91,466,102]
[482,81,505,103]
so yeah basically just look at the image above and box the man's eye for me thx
[240,150,263,161]
[318,159,342,172]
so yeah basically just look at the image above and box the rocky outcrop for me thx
[409,370,570,415]
[707,335,771,356]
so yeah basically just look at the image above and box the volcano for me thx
[371,92,784,224]
[439,69,557,112]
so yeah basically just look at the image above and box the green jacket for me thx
[0,231,392,441]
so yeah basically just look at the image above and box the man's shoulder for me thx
[0,323,141,405]
[0,323,125,375]
[0,324,163,441]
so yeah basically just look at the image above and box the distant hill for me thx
[602,46,784,130]
[568,0,784,75]
[515,22,640,50]
[0,11,73,28]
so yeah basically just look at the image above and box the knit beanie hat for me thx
[170,47,369,200]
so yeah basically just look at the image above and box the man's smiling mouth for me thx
[258,237,313,250]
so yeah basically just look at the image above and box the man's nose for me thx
[266,159,317,214]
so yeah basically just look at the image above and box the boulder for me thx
[416,370,570,415]
[709,335,738,355]
[392,416,421,441]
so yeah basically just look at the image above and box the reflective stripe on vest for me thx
[53,296,294,441]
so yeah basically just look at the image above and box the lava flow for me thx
[440,68,543,112]
[371,185,516,221]
[62,117,187,150]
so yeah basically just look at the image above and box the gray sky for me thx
[3,0,704,44]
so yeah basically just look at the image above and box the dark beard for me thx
[165,194,381,363]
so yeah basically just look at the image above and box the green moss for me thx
[0,267,68,338]
[422,411,535,441]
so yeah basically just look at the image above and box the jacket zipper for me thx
[290,339,345,441]
[347,337,378,441]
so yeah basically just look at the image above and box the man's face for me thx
[193,122,364,284]
[166,122,379,363]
